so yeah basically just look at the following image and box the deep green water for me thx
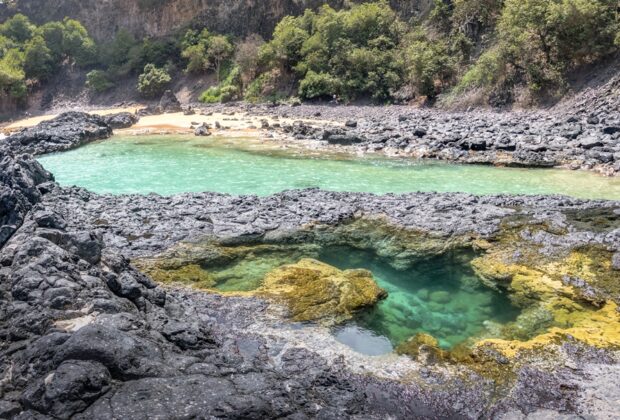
[37,134,620,199]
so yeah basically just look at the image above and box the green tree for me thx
[0,48,26,100]
[61,18,97,67]
[180,29,210,73]
[0,14,34,43]
[0,35,16,57]
[259,1,406,101]
[23,35,55,80]
[206,35,234,82]
[497,0,618,94]
[86,69,114,93]
[37,21,65,61]
[137,63,171,97]
[180,29,233,80]
[234,34,264,87]
[403,29,455,98]
[181,43,207,73]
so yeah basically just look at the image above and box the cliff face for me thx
[0,0,432,41]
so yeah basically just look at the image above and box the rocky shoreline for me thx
[0,111,619,418]
[180,102,619,176]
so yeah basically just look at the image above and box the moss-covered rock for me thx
[396,333,445,363]
[257,258,387,325]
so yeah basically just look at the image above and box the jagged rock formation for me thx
[0,0,433,41]
[2,112,112,156]
[228,102,620,175]
[0,113,619,418]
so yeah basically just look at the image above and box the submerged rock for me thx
[258,258,387,325]
[396,333,444,363]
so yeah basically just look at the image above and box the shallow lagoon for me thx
[37,134,620,199]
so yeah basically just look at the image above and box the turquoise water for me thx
[37,135,620,199]
[192,243,520,354]
[321,247,519,353]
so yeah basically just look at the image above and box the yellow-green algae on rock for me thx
[136,245,387,325]
[468,226,620,358]
[256,258,387,325]
[135,215,619,369]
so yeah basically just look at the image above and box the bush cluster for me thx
[0,14,95,102]
[2,0,620,108]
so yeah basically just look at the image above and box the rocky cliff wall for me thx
[0,0,432,41]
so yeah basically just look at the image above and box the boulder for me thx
[580,136,604,149]
[612,252,620,270]
[0,155,54,248]
[20,360,111,419]
[194,123,211,137]
[602,126,620,135]
[258,258,386,325]
[102,112,139,129]
[158,90,182,113]
[325,133,364,145]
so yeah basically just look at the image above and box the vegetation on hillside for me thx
[1,0,620,108]
[0,14,94,104]
[199,0,620,106]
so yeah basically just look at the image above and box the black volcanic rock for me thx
[102,112,139,129]
[0,110,619,420]
[3,112,112,155]
[159,90,182,113]
[0,153,53,248]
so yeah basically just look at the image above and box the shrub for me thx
[298,70,339,99]
[243,69,282,102]
[86,70,114,93]
[137,63,171,98]
[219,85,240,102]
[198,66,242,103]
[235,34,264,87]
[199,86,221,103]
[454,47,504,94]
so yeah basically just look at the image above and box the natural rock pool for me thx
[137,237,522,356]
[37,134,620,199]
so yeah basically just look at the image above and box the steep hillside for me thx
[0,0,432,41]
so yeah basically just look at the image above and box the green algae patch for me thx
[139,263,217,289]
[135,241,323,292]
[468,220,620,358]
[256,258,387,325]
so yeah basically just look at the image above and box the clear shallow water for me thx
[321,248,520,353]
[199,245,520,355]
[37,135,620,199]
